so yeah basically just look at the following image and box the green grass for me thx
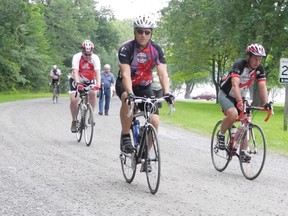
[160,100,288,156]
[0,92,68,103]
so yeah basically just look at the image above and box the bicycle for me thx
[75,84,99,146]
[119,96,174,194]
[52,82,59,104]
[211,99,273,180]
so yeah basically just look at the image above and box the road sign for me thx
[279,58,288,83]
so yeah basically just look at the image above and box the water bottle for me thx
[133,119,140,146]
[230,125,237,147]
[231,125,237,138]
[234,124,244,149]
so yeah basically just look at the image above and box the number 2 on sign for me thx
[282,65,288,76]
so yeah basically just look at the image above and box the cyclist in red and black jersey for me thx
[218,43,271,159]
[116,14,174,153]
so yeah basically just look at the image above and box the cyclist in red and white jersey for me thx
[218,43,271,159]
[69,40,101,133]
[115,14,174,153]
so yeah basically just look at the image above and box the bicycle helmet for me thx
[53,65,57,69]
[246,43,266,57]
[133,14,156,29]
[81,40,94,53]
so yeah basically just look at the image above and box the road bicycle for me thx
[75,84,99,146]
[211,99,273,180]
[119,96,174,194]
[52,82,59,104]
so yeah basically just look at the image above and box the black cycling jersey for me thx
[117,39,166,87]
[220,58,266,98]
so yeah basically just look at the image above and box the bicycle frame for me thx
[120,95,174,194]
[75,84,99,146]
[228,100,272,159]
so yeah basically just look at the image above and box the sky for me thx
[96,0,169,20]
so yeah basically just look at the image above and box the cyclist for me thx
[49,65,61,94]
[218,43,271,161]
[115,14,174,154]
[98,64,115,116]
[69,40,101,133]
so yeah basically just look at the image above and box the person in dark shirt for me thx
[115,14,174,154]
[217,43,271,161]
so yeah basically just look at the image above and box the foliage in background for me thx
[158,0,288,99]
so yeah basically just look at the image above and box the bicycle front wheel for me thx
[84,104,94,146]
[53,86,58,103]
[240,124,266,180]
[120,130,137,183]
[145,125,161,194]
[211,120,230,172]
[76,103,83,142]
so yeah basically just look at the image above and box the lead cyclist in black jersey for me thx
[115,14,174,154]
[217,43,272,161]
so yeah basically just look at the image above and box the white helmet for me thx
[53,65,57,69]
[81,40,94,53]
[246,43,266,57]
[133,14,156,29]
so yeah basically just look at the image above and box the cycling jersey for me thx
[50,69,61,80]
[220,58,266,98]
[118,40,166,87]
[72,52,101,83]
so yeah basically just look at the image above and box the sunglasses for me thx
[136,29,152,35]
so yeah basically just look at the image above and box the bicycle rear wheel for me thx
[239,124,266,180]
[120,130,137,183]
[76,103,83,142]
[211,120,230,172]
[53,86,58,103]
[84,104,94,146]
[145,125,161,194]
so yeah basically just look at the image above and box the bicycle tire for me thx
[53,86,58,103]
[120,129,137,183]
[239,124,266,180]
[76,103,83,142]
[84,104,94,146]
[211,120,230,172]
[145,125,161,194]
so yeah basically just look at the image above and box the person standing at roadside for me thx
[98,64,115,116]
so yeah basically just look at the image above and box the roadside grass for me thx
[160,100,288,156]
[0,92,68,103]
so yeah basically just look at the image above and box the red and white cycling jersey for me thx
[220,58,266,98]
[72,52,101,83]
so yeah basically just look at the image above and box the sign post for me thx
[279,58,288,131]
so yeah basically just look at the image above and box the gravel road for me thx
[0,96,287,216]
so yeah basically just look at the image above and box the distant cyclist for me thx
[69,40,101,133]
[218,43,272,160]
[50,65,61,94]
[115,14,174,154]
